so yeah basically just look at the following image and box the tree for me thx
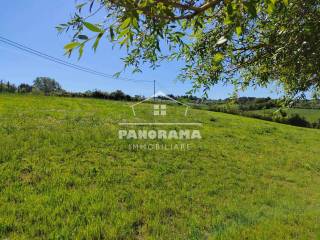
[2,81,17,93]
[109,90,127,100]
[0,80,3,93]
[58,0,320,99]
[18,83,33,93]
[33,77,62,94]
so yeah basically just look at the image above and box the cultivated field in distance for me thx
[247,108,320,122]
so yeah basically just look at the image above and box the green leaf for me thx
[119,36,129,46]
[283,0,289,6]
[83,22,103,33]
[76,3,87,9]
[118,28,130,39]
[78,44,84,60]
[113,71,121,78]
[244,1,257,17]
[78,35,89,40]
[109,26,115,41]
[121,18,131,29]
[213,53,224,63]
[227,4,233,15]
[131,17,139,29]
[267,1,275,14]
[64,42,80,50]
[224,16,233,25]
[236,26,242,36]
[93,32,104,52]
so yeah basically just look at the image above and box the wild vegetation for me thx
[0,79,141,101]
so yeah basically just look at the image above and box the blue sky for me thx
[0,0,280,99]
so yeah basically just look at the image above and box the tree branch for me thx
[156,0,202,11]
[172,0,223,20]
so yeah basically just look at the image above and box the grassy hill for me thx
[0,95,320,239]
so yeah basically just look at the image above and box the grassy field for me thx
[247,108,320,123]
[1,95,320,239]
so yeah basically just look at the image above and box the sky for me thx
[0,0,280,99]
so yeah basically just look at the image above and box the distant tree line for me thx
[2,76,320,129]
[0,77,203,102]
[56,90,145,102]
[2,78,320,108]
[0,80,19,93]
[0,77,146,101]
[0,77,62,94]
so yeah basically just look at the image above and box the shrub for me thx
[272,109,288,123]
[286,114,310,127]
[312,119,320,129]
[245,113,273,122]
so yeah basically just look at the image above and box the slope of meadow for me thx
[0,95,320,239]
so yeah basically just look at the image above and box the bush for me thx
[286,114,311,127]
[245,113,273,122]
[272,109,288,123]
[312,119,320,129]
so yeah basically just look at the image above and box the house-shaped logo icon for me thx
[153,104,167,116]
[130,91,190,117]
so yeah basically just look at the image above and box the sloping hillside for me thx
[0,95,319,239]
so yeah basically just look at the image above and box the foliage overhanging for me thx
[58,0,320,99]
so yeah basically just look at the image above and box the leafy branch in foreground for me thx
[58,0,320,99]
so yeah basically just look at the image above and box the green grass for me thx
[1,94,320,239]
[248,108,320,122]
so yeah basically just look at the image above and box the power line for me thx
[0,36,153,84]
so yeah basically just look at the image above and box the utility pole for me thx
[153,80,156,102]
